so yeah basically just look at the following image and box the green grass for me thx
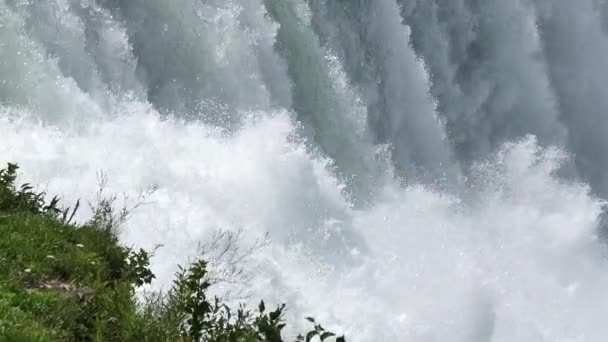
[0,164,346,342]
[0,212,151,341]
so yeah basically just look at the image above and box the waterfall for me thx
[2,0,608,340]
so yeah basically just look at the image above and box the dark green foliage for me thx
[0,163,348,341]
[296,318,345,342]
[0,163,60,216]
[160,261,288,341]
[126,249,155,287]
[140,260,345,342]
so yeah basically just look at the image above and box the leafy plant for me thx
[0,163,60,216]
[297,317,345,342]
[147,259,346,342]
[126,248,156,287]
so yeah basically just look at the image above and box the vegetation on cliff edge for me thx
[0,163,346,342]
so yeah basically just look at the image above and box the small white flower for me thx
[91,261,96,265]
[76,244,84,248]
[46,255,55,259]
[24,268,31,273]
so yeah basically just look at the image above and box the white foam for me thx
[2,107,607,340]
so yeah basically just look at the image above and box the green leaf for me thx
[306,330,318,342]
[320,332,335,341]
[269,308,281,321]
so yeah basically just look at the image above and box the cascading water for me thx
[2,0,608,340]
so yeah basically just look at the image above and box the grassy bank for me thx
[0,163,345,341]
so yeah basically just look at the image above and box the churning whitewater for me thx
[2,0,608,340]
